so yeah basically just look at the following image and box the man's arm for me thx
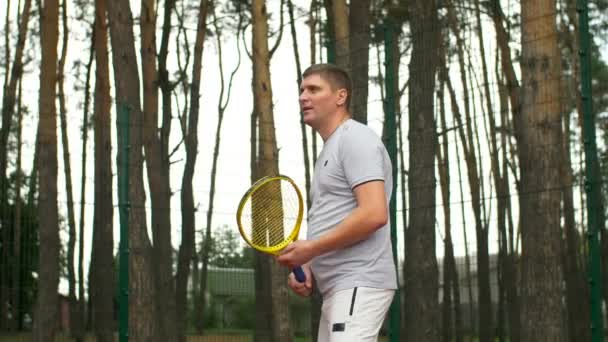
[277,180,388,268]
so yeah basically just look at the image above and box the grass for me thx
[0,332,389,342]
[0,333,252,342]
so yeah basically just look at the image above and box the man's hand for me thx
[277,240,317,269]
[287,264,313,297]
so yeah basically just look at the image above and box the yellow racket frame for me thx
[236,175,304,255]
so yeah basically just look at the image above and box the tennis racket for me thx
[236,175,306,282]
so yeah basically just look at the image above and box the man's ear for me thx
[336,88,348,107]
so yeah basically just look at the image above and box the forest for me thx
[0,0,607,341]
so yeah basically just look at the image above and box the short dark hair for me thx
[302,63,352,110]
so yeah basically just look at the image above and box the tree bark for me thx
[488,3,522,340]
[0,0,31,206]
[437,76,453,342]
[306,4,322,340]
[179,0,208,337]
[473,1,498,340]
[33,0,60,339]
[77,18,94,342]
[561,98,590,342]
[106,0,158,339]
[0,1,32,323]
[56,0,81,338]
[252,1,293,341]
[519,1,566,340]
[0,0,11,325]
[402,1,440,341]
[10,75,23,332]
[139,0,178,338]
[324,0,348,69]
[3,0,10,89]
[444,3,492,340]
[287,0,312,209]
[90,0,114,340]
[348,0,370,122]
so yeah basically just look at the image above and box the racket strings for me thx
[240,179,300,248]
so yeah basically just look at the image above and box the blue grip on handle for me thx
[292,266,306,283]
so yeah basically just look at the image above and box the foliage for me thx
[204,226,254,268]
[594,46,608,217]
[589,0,608,45]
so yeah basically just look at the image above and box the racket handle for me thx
[292,266,306,283]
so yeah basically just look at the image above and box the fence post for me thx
[117,102,130,342]
[577,0,604,340]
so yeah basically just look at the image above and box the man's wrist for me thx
[309,238,327,258]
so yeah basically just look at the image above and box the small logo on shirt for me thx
[324,160,328,167]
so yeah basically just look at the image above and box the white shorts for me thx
[317,287,395,342]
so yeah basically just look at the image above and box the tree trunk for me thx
[402,1,440,341]
[0,0,32,206]
[0,1,32,324]
[474,1,501,340]
[443,4,490,341]
[495,51,521,342]
[390,40,407,252]
[519,1,566,341]
[199,5,242,337]
[311,2,319,166]
[139,0,177,339]
[287,0,312,209]
[156,0,180,332]
[309,0,317,66]
[325,0,348,69]
[451,118,475,339]
[23,97,39,331]
[90,0,114,340]
[21,98,38,332]
[445,7,488,338]
[10,76,23,332]
[552,6,591,340]
[494,51,508,342]
[77,19,94,342]
[306,4,322,340]
[178,0,208,338]
[441,47,487,342]
[252,1,292,341]
[3,0,10,89]
[106,0,158,339]
[489,3,522,340]
[437,76,453,342]
[56,0,81,338]
[561,102,591,342]
[33,0,60,339]
[254,252,273,342]
[0,0,10,326]
[348,0,370,122]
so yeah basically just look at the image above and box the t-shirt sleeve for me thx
[340,129,386,189]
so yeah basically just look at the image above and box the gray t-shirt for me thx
[307,118,398,296]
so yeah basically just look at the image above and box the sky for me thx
[1,0,607,294]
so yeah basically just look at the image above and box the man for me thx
[277,63,397,342]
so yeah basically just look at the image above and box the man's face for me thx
[299,74,346,129]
